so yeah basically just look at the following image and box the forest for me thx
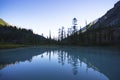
[58,18,120,46]
[0,1,120,47]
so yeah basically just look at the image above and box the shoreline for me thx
[0,44,30,49]
[0,43,120,50]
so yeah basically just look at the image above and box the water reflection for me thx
[45,50,101,76]
[0,47,120,80]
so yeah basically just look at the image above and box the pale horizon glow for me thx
[0,0,119,38]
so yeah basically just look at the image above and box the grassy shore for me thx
[0,43,120,49]
[0,43,30,49]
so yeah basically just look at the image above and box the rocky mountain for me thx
[62,1,120,46]
[90,1,120,29]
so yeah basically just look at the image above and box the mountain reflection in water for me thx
[0,46,120,80]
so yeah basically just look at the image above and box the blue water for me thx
[0,46,120,80]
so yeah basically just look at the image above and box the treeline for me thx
[0,24,53,45]
[0,17,120,46]
[58,18,120,46]
[61,26,120,46]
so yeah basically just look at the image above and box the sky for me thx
[0,0,119,38]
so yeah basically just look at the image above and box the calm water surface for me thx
[0,46,120,80]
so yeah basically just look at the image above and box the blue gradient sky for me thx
[0,0,119,37]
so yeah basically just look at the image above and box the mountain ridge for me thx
[0,18,9,26]
[90,1,120,29]
[0,19,53,45]
[61,1,120,46]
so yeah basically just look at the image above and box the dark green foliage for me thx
[59,0,120,46]
[60,26,120,46]
[0,25,47,45]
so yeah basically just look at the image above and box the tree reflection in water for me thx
[44,50,99,76]
[0,47,120,80]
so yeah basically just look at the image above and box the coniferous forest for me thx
[0,1,120,80]
[0,1,120,47]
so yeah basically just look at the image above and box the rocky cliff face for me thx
[91,1,120,29]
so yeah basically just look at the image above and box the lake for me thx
[0,46,120,80]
